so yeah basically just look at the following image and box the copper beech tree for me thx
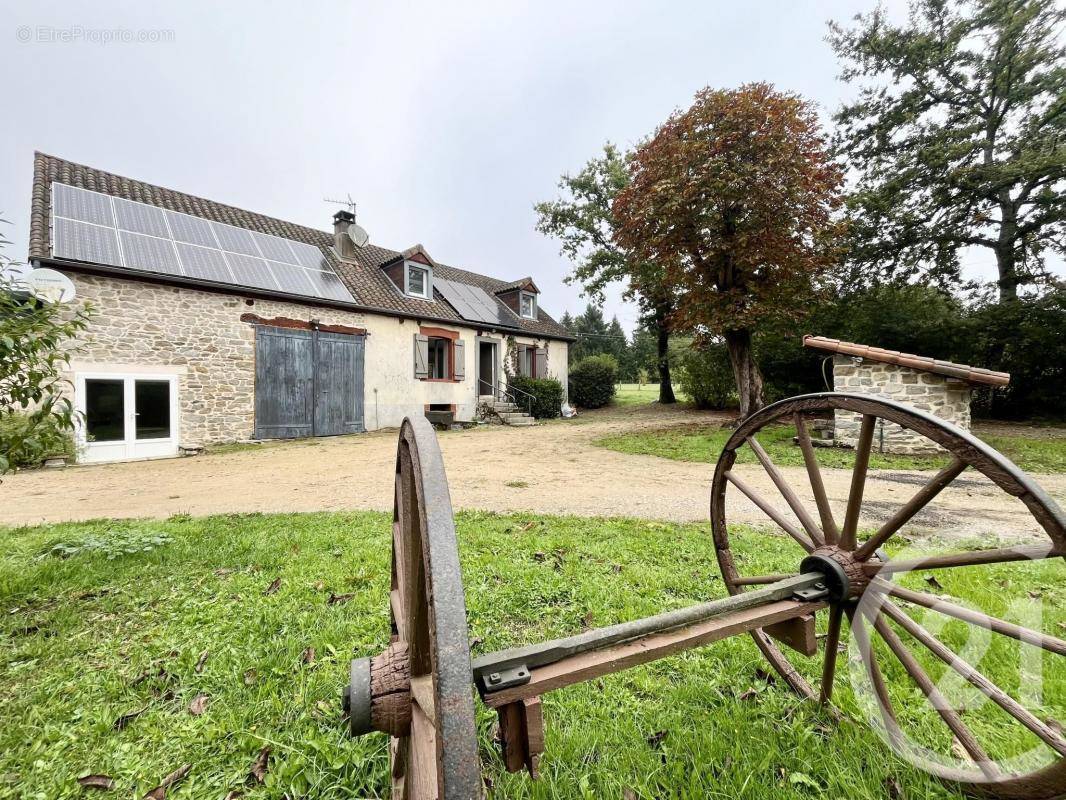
[613,83,844,417]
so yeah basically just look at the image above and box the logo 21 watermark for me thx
[15,25,175,45]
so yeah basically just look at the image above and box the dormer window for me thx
[519,290,537,319]
[405,261,432,300]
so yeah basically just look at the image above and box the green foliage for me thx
[41,528,173,560]
[0,412,76,469]
[0,230,92,473]
[569,354,618,409]
[508,375,563,419]
[829,0,1066,300]
[0,510,1060,798]
[676,342,736,410]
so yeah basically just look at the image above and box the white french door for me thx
[75,373,180,463]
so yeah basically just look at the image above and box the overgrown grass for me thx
[1,512,1062,798]
[596,422,1066,473]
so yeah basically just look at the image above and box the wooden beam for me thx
[482,600,824,708]
[765,613,818,656]
[497,697,545,778]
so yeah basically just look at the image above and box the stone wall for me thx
[832,355,972,454]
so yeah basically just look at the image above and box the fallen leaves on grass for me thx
[194,650,209,674]
[113,705,147,731]
[923,575,944,590]
[188,694,209,716]
[243,669,258,686]
[263,578,281,595]
[143,764,191,799]
[77,774,115,790]
[300,647,316,665]
[645,730,667,748]
[246,746,271,785]
[327,592,354,606]
[738,688,759,702]
[884,776,904,798]
[754,667,776,685]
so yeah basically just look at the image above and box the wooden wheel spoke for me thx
[794,413,840,544]
[819,604,843,704]
[855,458,968,561]
[841,414,877,551]
[410,675,436,728]
[865,543,1065,576]
[863,606,999,779]
[725,471,815,552]
[846,607,905,748]
[747,435,825,546]
[408,702,439,800]
[871,579,1066,656]
[879,599,1066,756]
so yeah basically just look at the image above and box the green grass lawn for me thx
[612,383,687,407]
[596,422,1066,473]
[2,512,1062,799]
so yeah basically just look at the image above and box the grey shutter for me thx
[535,347,548,378]
[516,344,530,377]
[453,339,465,380]
[414,334,429,379]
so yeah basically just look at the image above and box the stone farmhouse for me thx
[26,153,572,464]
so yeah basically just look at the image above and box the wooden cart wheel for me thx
[710,392,1066,799]
[346,417,482,799]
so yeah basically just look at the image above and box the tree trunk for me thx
[655,314,676,405]
[996,194,1020,303]
[723,328,764,419]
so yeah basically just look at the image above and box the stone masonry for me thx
[832,354,972,455]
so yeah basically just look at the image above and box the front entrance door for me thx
[478,340,497,397]
[253,325,365,439]
[76,373,179,463]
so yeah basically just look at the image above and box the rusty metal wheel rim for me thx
[710,392,1066,799]
[389,416,481,800]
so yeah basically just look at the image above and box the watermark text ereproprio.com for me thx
[16,25,175,45]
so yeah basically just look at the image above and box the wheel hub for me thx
[799,546,871,602]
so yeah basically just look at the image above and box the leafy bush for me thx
[677,343,736,409]
[508,375,563,419]
[569,355,618,409]
[0,412,77,469]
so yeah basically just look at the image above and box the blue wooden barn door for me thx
[254,326,364,439]
[313,330,365,435]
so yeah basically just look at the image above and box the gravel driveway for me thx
[2,403,1063,545]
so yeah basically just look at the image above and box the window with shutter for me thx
[453,340,465,380]
[535,347,548,378]
[413,334,429,379]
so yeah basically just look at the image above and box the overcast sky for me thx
[2,0,1046,333]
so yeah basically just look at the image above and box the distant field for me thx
[612,383,687,406]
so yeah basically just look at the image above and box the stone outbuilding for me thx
[802,335,1011,455]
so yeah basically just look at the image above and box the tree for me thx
[536,144,678,403]
[0,222,91,472]
[614,83,844,417]
[829,0,1066,302]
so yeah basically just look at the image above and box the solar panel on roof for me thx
[53,217,122,265]
[211,222,259,256]
[175,243,232,283]
[114,197,170,238]
[49,182,355,305]
[434,277,513,326]
[166,210,217,247]
[253,232,299,265]
[53,183,115,227]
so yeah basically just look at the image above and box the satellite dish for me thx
[347,223,370,249]
[25,268,77,303]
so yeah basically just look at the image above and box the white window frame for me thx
[74,370,180,463]
[519,290,537,319]
[404,260,433,300]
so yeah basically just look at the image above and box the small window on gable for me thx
[405,261,432,299]
[519,290,537,319]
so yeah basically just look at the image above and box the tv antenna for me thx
[325,194,370,248]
